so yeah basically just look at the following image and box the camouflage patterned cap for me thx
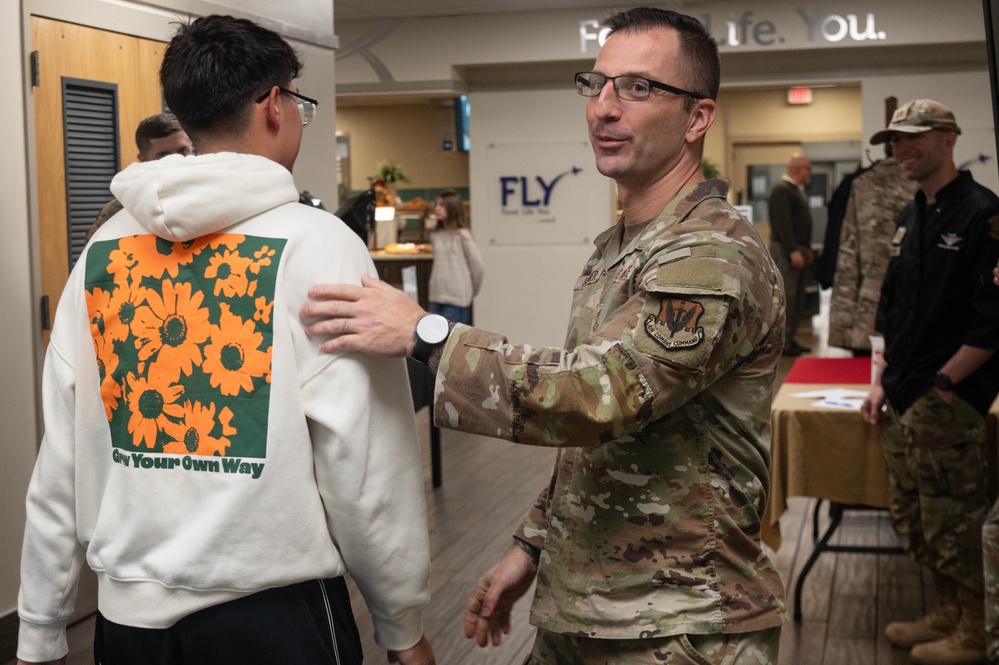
[870,99,962,145]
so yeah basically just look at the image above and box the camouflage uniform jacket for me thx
[828,159,916,350]
[432,180,788,638]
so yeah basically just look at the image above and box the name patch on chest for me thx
[644,297,705,350]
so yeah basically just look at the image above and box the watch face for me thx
[417,314,450,345]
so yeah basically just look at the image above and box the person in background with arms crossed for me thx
[862,99,999,665]
[302,7,787,663]
[16,15,433,665]
[428,189,483,324]
[768,152,814,356]
[87,112,194,240]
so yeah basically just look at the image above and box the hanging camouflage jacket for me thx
[432,179,788,638]
[828,158,916,351]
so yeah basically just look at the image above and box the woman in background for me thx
[428,190,483,324]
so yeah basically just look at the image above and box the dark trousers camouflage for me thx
[983,497,999,661]
[883,390,988,593]
[525,627,781,665]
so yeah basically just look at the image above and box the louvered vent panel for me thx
[62,77,120,268]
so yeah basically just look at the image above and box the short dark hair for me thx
[602,7,719,110]
[160,15,303,142]
[135,113,185,155]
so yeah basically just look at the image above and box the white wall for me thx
[469,89,613,348]
[1,0,41,621]
[860,70,999,193]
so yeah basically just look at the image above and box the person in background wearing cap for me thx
[861,99,999,665]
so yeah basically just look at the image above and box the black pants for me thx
[93,577,362,665]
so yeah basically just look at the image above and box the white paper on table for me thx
[790,388,870,400]
[810,398,864,410]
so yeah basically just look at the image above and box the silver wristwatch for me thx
[411,313,451,364]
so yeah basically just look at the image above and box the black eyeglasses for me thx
[574,72,704,102]
[255,86,319,126]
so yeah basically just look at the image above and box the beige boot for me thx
[910,585,988,665]
[886,573,960,648]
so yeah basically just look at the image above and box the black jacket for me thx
[876,171,999,415]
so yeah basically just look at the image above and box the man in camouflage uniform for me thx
[302,8,787,664]
[987,259,999,664]
[827,156,916,352]
[862,99,999,665]
[984,500,999,663]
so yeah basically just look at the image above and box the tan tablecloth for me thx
[761,383,886,550]
[762,383,999,551]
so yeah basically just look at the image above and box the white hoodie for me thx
[17,153,430,661]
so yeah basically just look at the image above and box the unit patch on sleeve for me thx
[644,297,705,351]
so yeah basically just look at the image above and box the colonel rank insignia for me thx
[645,297,705,350]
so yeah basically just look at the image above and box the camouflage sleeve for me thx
[513,481,551,551]
[432,248,780,448]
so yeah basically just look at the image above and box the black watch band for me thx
[933,370,955,392]
[512,537,541,565]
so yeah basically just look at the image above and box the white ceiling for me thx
[333,0,727,21]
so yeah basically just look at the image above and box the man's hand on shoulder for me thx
[301,274,425,356]
[387,635,435,665]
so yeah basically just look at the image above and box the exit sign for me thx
[788,87,813,105]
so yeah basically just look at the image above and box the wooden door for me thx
[30,16,167,618]
[32,16,166,342]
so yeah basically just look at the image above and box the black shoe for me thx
[792,342,812,354]
[782,345,803,357]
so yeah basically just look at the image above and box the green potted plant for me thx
[375,161,408,183]
[700,158,720,180]
[374,161,408,203]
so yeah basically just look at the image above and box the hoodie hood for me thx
[111,152,300,242]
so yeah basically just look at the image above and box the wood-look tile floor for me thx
[7,299,935,665]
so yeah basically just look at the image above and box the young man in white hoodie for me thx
[16,14,434,665]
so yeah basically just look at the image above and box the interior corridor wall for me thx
[860,69,997,193]
[2,0,41,622]
[468,89,613,348]
[336,103,471,192]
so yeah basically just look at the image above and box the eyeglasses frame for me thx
[255,86,319,126]
[574,71,705,102]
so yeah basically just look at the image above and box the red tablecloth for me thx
[783,356,870,384]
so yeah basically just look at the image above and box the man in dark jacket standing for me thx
[862,99,999,665]
[768,152,813,355]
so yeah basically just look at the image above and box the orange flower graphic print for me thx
[131,280,211,383]
[203,303,271,396]
[85,233,284,463]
